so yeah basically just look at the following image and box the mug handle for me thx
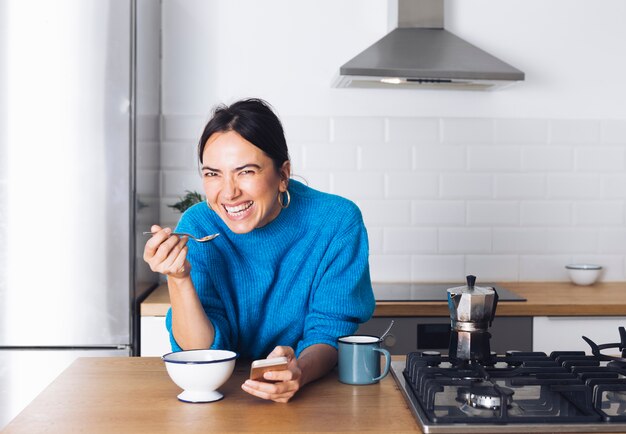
[372,348,391,381]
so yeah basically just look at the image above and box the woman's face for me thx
[201,130,290,234]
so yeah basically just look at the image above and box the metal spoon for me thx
[380,319,395,340]
[142,231,220,243]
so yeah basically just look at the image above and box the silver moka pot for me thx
[447,275,499,362]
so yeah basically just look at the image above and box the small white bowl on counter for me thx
[162,349,238,403]
[565,264,603,286]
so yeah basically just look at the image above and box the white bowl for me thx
[565,264,602,286]
[162,349,238,403]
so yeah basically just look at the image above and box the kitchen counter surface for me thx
[3,356,420,434]
[141,282,626,317]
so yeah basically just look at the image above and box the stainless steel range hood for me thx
[335,0,524,90]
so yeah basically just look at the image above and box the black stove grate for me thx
[403,348,626,425]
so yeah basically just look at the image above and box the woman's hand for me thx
[143,224,190,279]
[241,346,302,403]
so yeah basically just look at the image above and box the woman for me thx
[143,98,375,402]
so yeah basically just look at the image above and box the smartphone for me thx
[249,356,289,382]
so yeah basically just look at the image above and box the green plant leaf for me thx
[168,190,204,213]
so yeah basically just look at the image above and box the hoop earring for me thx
[278,190,290,209]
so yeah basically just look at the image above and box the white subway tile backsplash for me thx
[520,201,571,226]
[519,255,572,280]
[521,146,573,171]
[332,172,385,199]
[360,144,412,170]
[293,171,331,193]
[493,228,548,253]
[411,255,465,281]
[358,199,411,227]
[283,117,330,143]
[288,143,304,172]
[494,174,546,199]
[137,141,161,170]
[160,141,198,169]
[156,115,626,283]
[137,170,160,196]
[303,144,358,170]
[548,174,601,199]
[162,115,207,141]
[467,201,519,226]
[468,146,521,171]
[602,174,626,198]
[331,117,385,144]
[543,229,598,254]
[441,118,494,144]
[369,254,411,282]
[386,173,439,199]
[601,120,626,144]
[411,201,466,226]
[162,170,203,197]
[438,228,492,253]
[465,255,519,281]
[494,119,549,145]
[440,174,492,199]
[575,147,625,171]
[366,227,384,254]
[387,118,439,144]
[384,228,438,253]
[573,201,624,226]
[414,145,466,171]
[550,120,601,145]
[599,229,626,253]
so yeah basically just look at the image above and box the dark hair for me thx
[198,98,289,171]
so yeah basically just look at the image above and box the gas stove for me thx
[392,327,626,433]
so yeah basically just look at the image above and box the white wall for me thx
[159,0,626,282]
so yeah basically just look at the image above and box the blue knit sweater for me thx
[165,180,375,359]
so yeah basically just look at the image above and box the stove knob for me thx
[382,333,396,348]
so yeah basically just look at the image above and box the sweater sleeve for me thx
[296,212,375,356]
[165,207,234,352]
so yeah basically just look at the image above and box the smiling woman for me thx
[143,98,375,403]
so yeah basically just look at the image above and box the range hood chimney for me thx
[335,0,524,90]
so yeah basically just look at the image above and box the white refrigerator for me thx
[0,0,160,427]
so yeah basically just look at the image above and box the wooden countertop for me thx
[3,356,420,434]
[142,282,626,317]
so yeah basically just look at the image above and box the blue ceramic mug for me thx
[337,335,391,385]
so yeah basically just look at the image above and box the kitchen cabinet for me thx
[140,316,170,357]
[139,285,171,356]
[533,316,624,354]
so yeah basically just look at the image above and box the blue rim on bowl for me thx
[162,349,239,365]
[565,264,602,270]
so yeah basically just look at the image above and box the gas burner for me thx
[457,384,514,410]
[417,350,442,367]
[607,390,626,403]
